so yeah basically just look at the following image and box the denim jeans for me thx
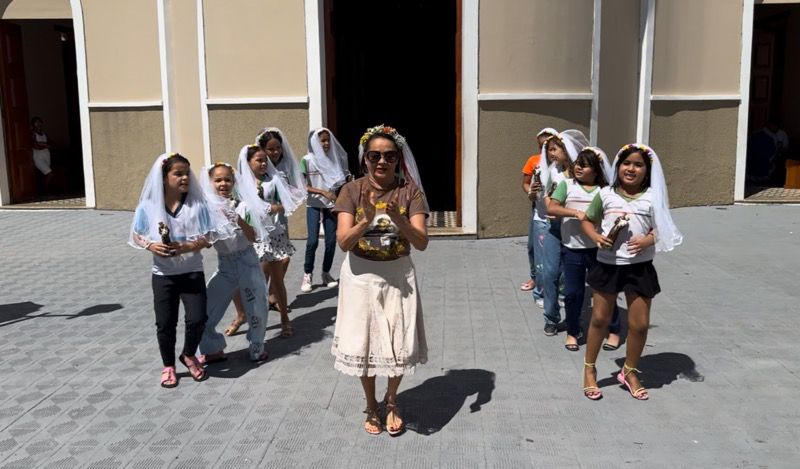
[304,206,337,274]
[561,246,620,337]
[199,247,268,360]
[531,218,549,300]
[541,219,563,325]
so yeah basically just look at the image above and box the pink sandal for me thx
[617,363,649,400]
[160,366,178,388]
[179,354,208,382]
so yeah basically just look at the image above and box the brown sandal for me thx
[384,398,405,436]
[280,320,294,338]
[223,317,246,336]
[364,406,383,435]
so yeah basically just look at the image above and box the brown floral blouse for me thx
[333,177,429,261]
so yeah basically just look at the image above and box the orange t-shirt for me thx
[522,154,541,175]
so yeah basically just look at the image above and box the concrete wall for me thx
[477,100,591,238]
[203,0,307,98]
[652,0,742,95]
[596,0,639,154]
[649,101,739,207]
[0,0,70,19]
[479,0,593,93]
[208,105,309,237]
[82,0,161,102]
[90,109,165,210]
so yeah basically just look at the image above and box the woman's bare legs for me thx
[266,258,291,336]
[583,291,617,393]
[621,292,651,396]
[385,376,404,433]
[360,376,381,433]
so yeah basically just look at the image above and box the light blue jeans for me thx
[531,218,549,301]
[541,219,563,325]
[199,247,268,360]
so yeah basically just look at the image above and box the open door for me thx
[0,21,35,203]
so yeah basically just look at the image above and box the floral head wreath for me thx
[621,143,654,161]
[582,146,603,158]
[161,152,181,166]
[208,161,234,174]
[536,127,558,139]
[359,124,406,149]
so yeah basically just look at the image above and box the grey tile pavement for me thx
[0,205,798,468]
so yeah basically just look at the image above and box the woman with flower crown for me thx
[331,125,429,436]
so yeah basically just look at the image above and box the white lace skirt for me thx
[331,253,427,377]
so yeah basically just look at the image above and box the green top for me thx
[550,180,597,205]
[585,188,647,222]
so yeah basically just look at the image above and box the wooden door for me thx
[0,22,35,203]
[749,28,775,133]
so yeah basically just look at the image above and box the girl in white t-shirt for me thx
[547,146,620,353]
[579,144,683,401]
[129,153,235,388]
[198,162,274,363]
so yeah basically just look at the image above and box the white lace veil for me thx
[128,153,235,249]
[257,127,306,191]
[611,143,683,252]
[582,146,615,185]
[357,125,425,194]
[537,127,559,139]
[237,144,305,217]
[539,129,590,191]
[201,161,275,243]
[306,127,349,190]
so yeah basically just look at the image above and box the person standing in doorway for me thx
[31,117,53,195]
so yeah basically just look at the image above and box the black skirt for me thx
[587,260,661,299]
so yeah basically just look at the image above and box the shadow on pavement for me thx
[597,352,705,389]
[0,302,122,327]
[207,306,337,379]
[289,287,339,310]
[398,368,496,435]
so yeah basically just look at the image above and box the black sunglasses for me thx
[364,150,400,164]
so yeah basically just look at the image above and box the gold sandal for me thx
[223,317,245,336]
[583,362,603,400]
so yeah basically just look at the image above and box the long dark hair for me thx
[360,132,402,176]
[612,146,652,189]
[257,130,283,149]
[574,150,609,187]
[161,153,191,179]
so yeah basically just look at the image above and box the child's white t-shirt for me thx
[213,201,253,255]
[586,186,655,265]
[134,204,206,275]
[550,179,600,249]
[535,167,569,221]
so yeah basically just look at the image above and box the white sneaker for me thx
[301,273,313,292]
[321,271,338,288]
[535,298,544,309]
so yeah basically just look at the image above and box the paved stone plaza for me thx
[0,205,798,468]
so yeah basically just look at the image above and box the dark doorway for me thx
[745,4,800,198]
[0,19,84,204]
[325,0,459,214]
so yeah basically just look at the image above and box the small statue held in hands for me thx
[158,222,172,245]
[604,214,630,248]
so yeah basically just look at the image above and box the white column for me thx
[589,0,602,146]
[636,0,655,144]
[461,0,479,234]
[735,0,754,201]
[71,0,96,207]
[305,0,325,130]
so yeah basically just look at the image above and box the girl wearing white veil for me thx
[129,153,233,388]
[536,129,590,337]
[580,143,683,401]
[196,162,271,363]
[238,143,302,338]
[299,128,352,293]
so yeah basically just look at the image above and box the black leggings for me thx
[152,272,208,367]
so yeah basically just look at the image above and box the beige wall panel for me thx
[204,0,307,98]
[166,0,204,162]
[1,0,70,19]
[480,0,593,93]
[652,0,742,95]
[83,0,161,102]
[649,101,738,207]
[597,0,639,154]
[16,20,71,147]
[91,109,165,210]
[477,100,591,238]
[208,105,309,238]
